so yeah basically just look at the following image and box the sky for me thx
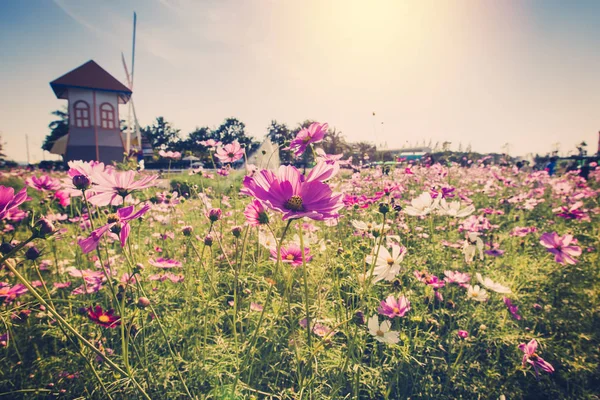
[1,0,599,163]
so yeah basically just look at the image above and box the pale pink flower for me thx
[539,232,582,265]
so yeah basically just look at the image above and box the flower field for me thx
[1,133,599,398]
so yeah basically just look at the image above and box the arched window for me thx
[73,100,91,128]
[100,103,116,129]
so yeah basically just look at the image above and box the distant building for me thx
[50,60,132,164]
[391,147,431,160]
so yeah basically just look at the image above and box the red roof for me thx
[50,60,132,103]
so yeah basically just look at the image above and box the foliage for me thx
[141,116,181,150]
[41,108,69,153]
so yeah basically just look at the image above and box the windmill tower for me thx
[50,60,132,163]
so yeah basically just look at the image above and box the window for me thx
[73,101,90,128]
[100,103,116,129]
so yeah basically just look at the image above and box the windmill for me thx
[121,12,152,159]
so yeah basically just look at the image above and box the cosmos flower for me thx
[87,305,121,329]
[215,141,244,163]
[87,170,157,206]
[78,203,150,254]
[25,175,61,191]
[378,295,410,318]
[466,285,489,302]
[510,226,537,237]
[475,273,511,294]
[199,139,222,148]
[269,244,312,267]
[366,244,407,283]
[0,283,28,303]
[457,330,469,339]
[242,165,343,221]
[158,150,182,159]
[244,200,270,226]
[148,273,185,283]
[437,199,475,218]
[289,122,328,157]
[148,258,182,269]
[518,339,554,377]
[443,270,471,288]
[367,314,399,344]
[463,232,484,263]
[503,297,522,320]
[414,270,446,289]
[539,232,582,265]
[404,192,440,216]
[0,186,30,221]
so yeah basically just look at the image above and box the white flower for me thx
[351,220,388,233]
[368,314,399,344]
[365,244,406,283]
[438,199,475,218]
[258,230,277,250]
[462,232,484,263]
[404,192,440,216]
[467,285,489,302]
[475,273,511,294]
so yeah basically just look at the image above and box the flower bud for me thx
[0,242,14,255]
[33,217,55,239]
[203,235,213,246]
[25,246,41,261]
[231,226,242,238]
[137,297,151,308]
[208,208,222,222]
[182,226,193,236]
[72,175,91,191]
[378,203,390,215]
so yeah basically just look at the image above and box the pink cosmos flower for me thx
[0,186,30,221]
[244,200,270,226]
[518,339,554,377]
[539,232,582,265]
[457,330,469,339]
[199,139,222,148]
[148,258,182,269]
[0,283,28,303]
[54,190,71,207]
[87,170,157,206]
[289,122,328,157]
[443,270,471,288]
[148,273,184,283]
[503,297,522,320]
[378,295,410,318]
[78,203,150,254]
[269,244,312,267]
[555,201,588,221]
[414,270,445,289]
[510,226,537,237]
[242,164,343,221]
[26,175,61,191]
[215,141,244,163]
[158,150,182,159]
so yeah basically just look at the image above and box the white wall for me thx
[67,89,119,128]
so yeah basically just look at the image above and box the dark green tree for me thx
[212,117,259,154]
[141,117,180,150]
[266,120,294,164]
[322,127,348,155]
[42,108,69,152]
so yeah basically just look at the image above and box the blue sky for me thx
[1,0,600,162]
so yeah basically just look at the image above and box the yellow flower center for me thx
[286,254,295,261]
[284,195,304,211]
[386,258,395,266]
[376,329,384,337]
[393,307,400,314]
[98,315,110,323]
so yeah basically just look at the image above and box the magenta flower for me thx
[503,297,522,320]
[158,150,182,159]
[215,141,244,163]
[378,295,410,318]
[510,226,537,237]
[555,201,587,221]
[148,272,184,283]
[242,165,343,221]
[270,244,312,267]
[78,203,150,254]
[457,330,469,339]
[88,170,157,206]
[443,270,471,288]
[289,122,328,157]
[244,200,270,226]
[0,186,30,221]
[26,175,61,191]
[518,339,554,377]
[414,270,445,289]
[199,139,222,148]
[539,232,582,265]
[0,283,28,303]
[148,258,182,269]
